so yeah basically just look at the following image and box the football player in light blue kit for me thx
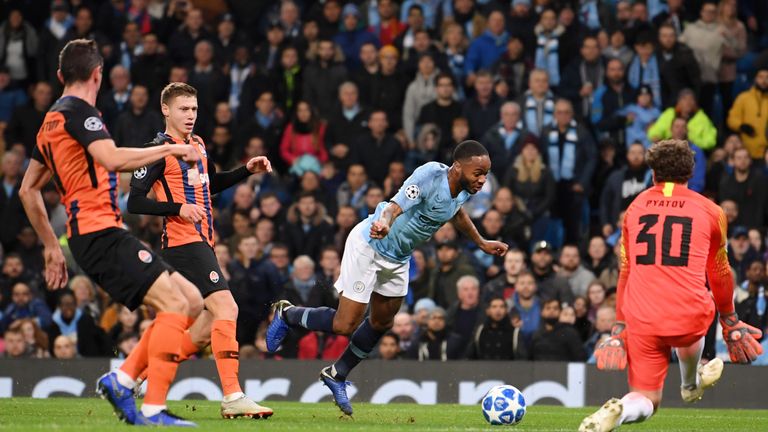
[267,141,508,415]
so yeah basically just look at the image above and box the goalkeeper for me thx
[580,139,763,432]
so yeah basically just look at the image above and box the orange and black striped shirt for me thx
[128,133,250,249]
[32,96,121,237]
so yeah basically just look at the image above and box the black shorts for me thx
[68,228,171,311]
[160,242,228,298]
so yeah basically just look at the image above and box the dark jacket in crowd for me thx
[302,60,348,117]
[529,323,588,361]
[466,315,528,360]
[657,43,701,108]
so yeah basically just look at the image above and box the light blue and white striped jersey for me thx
[361,162,471,263]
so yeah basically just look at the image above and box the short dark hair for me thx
[487,294,506,306]
[58,39,103,85]
[646,139,694,184]
[434,72,455,87]
[297,191,316,201]
[382,331,400,344]
[161,82,197,106]
[542,298,561,309]
[453,140,489,161]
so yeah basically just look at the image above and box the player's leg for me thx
[674,334,723,403]
[281,295,367,335]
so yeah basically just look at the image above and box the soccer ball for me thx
[481,385,526,426]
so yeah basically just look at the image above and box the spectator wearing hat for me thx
[727,68,768,160]
[481,101,534,181]
[530,241,574,305]
[618,84,660,149]
[719,148,768,229]
[428,240,478,309]
[0,9,38,88]
[727,226,760,284]
[464,10,509,86]
[302,38,348,118]
[334,4,379,71]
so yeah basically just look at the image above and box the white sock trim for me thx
[140,404,167,417]
[222,391,245,402]
[115,369,136,389]
[619,393,654,425]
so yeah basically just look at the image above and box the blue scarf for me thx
[579,1,601,31]
[499,120,524,151]
[548,120,578,182]
[524,91,555,137]
[628,55,662,107]
[535,32,560,86]
[52,308,82,337]
[292,276,317,304]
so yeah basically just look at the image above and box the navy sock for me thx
[284,306,336,333]
[332,320,386,380]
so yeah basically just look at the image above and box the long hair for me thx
[291,100,323,153]
[514,151,544,183]
[10,318,49,352]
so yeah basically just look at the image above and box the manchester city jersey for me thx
[361,162,471,263]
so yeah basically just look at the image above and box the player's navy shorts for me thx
[160,241,228,298]
[68,227,171,311]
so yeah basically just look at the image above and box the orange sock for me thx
[211,320,242,396]
[144,312,187,406]
[135,330,199,384]
[120,322,154,379]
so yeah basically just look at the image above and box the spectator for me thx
[726,227,759,284]
[302,39,347,117]
[652,0,686,34]
[316,246,340,288]
[2,327,28,358]
[369,0,406,47]
[353,110,404,186]
[392,311,417,352]
[336,164,372,213]
[533,9,565,88]
[405,123,441,173]
[518,69,554,138]
[492,36,531,102]
[591,59,635,150]
[278,1,301,41]
[188,40,228,135]
[382,161,406,199]
[482,102,534,181]
[36,0,72,87]
[213,13,246,67]
[107,304,142,345]
[462,70,501,140]
[115,331,139,359]
[1,282,51,332]
[529,298,587,361]
[445,275,484,344]
[237,90,285,157]
[326,82,371,170]
[727,67,768,160]
[316,0,342,39]
[283,255,335,308]
[403,53,438,144]
[268,243,292,287]
[416,73,462,151]
[47,290,111,357]
[734,260,766,331]
[716,0,747,114]
[561,36,604,120]
[282,192,334,261]
[112,21,142,73]
[131,33,170,101]
[623,2,653,47]
[0,10,38,87]
[508,270,541,347]
[620,85,660,149]
[585,280,607,322]
[96,65,132,131]
[680,1,725,117]
[113,84,164,148]
[10,318,48,358]
[627,31,662,108]
[51,334,77,359]
[464,10,508,84]
[0,67,27,123]
[467,295,528,360]
[413,297,436,329]
[297,330,349,360]
[483,249,525,304]
[600,142,651,235]
[584,305,616,359]
[406,306,464,361]
[6,81,52,156]
[0,151,26,253]
[648,89,717,152]
[280,101,328,168]
[374,331,402,360]
[370,45,407,133]
[557,244,596,298]
[429,240,478,308]
[572,296,593,341]
[441,23,468,100]
[352,42,379,106]
[718,148,768,228]
[541,99,596,243]
[166,8,210,66]
[502,142,556,238]
[333,205,358,252]
[668,117,707,193]
[334,4,379,71]
[656,24,701,108]
[527,241,572,304]
[69,275,100,321]
[602,30,633,68]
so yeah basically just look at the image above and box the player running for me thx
[267,141,509,415]
[19,39,205,427]
[579,139,763,432]
[127,82,273,419]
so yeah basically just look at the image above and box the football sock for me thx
[285,306,336,333]
[119,321,154,383]
[144,312,186,406]
[211,319,242,396]
[332,319,385,380]
[676,336,704,389]
[134,330,200,385]
[619,392,654,425]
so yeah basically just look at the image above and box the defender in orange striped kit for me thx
[128,83,273,419]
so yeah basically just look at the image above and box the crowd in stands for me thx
[1,0,768,364]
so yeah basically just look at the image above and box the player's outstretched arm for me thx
[595,223,629,371]
[18,159,68,290]
[451,207,508,256]
[87,139,198,172]
[370,202,403,239]
[208,156,272,195]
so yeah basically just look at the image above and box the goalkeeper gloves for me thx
[719,312,763,364]
[595,322,627,371]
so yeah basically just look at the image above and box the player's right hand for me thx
[719,312,763,364]
[43,245,68,290]
[370,220,390,239]
[169,144,198,163]
[595,322,628,371]
[180,204,206,223]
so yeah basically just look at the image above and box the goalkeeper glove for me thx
[719,312,763,364]
[595,322,627,371]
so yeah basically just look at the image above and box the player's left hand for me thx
[720,312,764,364]
[480,240,508,256]
[595,322,627,371]
[246,156,272,174]
[370,220,390,239]
[43,245,68,290]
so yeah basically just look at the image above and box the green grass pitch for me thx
[1,398,767,431]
